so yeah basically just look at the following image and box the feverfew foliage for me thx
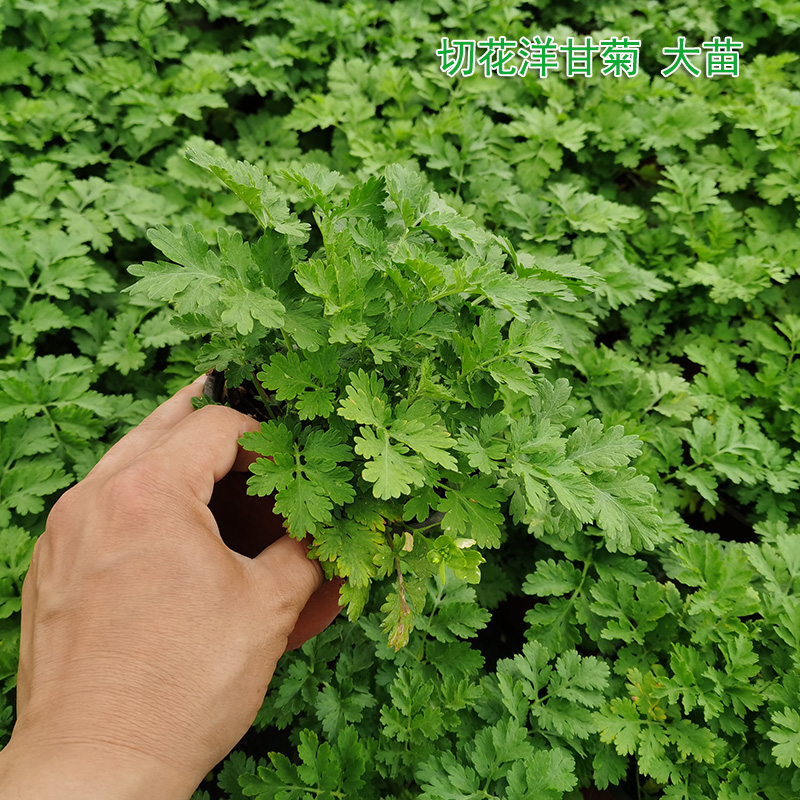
[128,153,661,646]
[2,0,800,797]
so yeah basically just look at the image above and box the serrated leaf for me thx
[355,428,426,499]
[566,419,642,471]
[768,708,800,768]
[439,477,505,548]
[522,559,583,597]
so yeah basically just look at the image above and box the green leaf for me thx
[768,708,800,768]
[244,423,355,536]
[506,748,577,800]
[128,225,222,313]
[522,559,583,597]
[566,419,642,471]
[425,581,490,642]
[595,698,642,756]
[258,352,335,420]
[390,400,457,471]
[186,148,310,241]
[334,176,386,226]
[313,517,387,587]
[337,370,390,427]
[219,284,284,334]
[439,477,505,548]
[355,428,426,499]
[591,469,663,552]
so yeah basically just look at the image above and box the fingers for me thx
[135,404,261,507]
[251,536,344,651]
[86,375,208,482]
[285,577,344,651]
[251,535,325,626]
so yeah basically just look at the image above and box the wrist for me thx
[0,731,199,800]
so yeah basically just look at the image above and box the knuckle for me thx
[44,485,85,542]
[269,585,305,636]
[134,408,172,436]
[99,460,175,522]
[298,556,324,597]
[250,575,300,635]
[30,530,49,567]
[267,581,295,617]
[109,459,169,500]
[46,485,80,526]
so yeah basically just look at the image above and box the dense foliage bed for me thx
[1,0,800,797]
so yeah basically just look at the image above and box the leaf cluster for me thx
[128,153,660,646]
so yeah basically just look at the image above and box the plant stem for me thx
[250,371,278,420]
[417,578,446,664]
[9,277,42,351]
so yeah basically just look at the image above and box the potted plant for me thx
[126,148,660,648]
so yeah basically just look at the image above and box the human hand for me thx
[0,375,342,800]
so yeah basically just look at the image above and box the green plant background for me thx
[2,0,800,797]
